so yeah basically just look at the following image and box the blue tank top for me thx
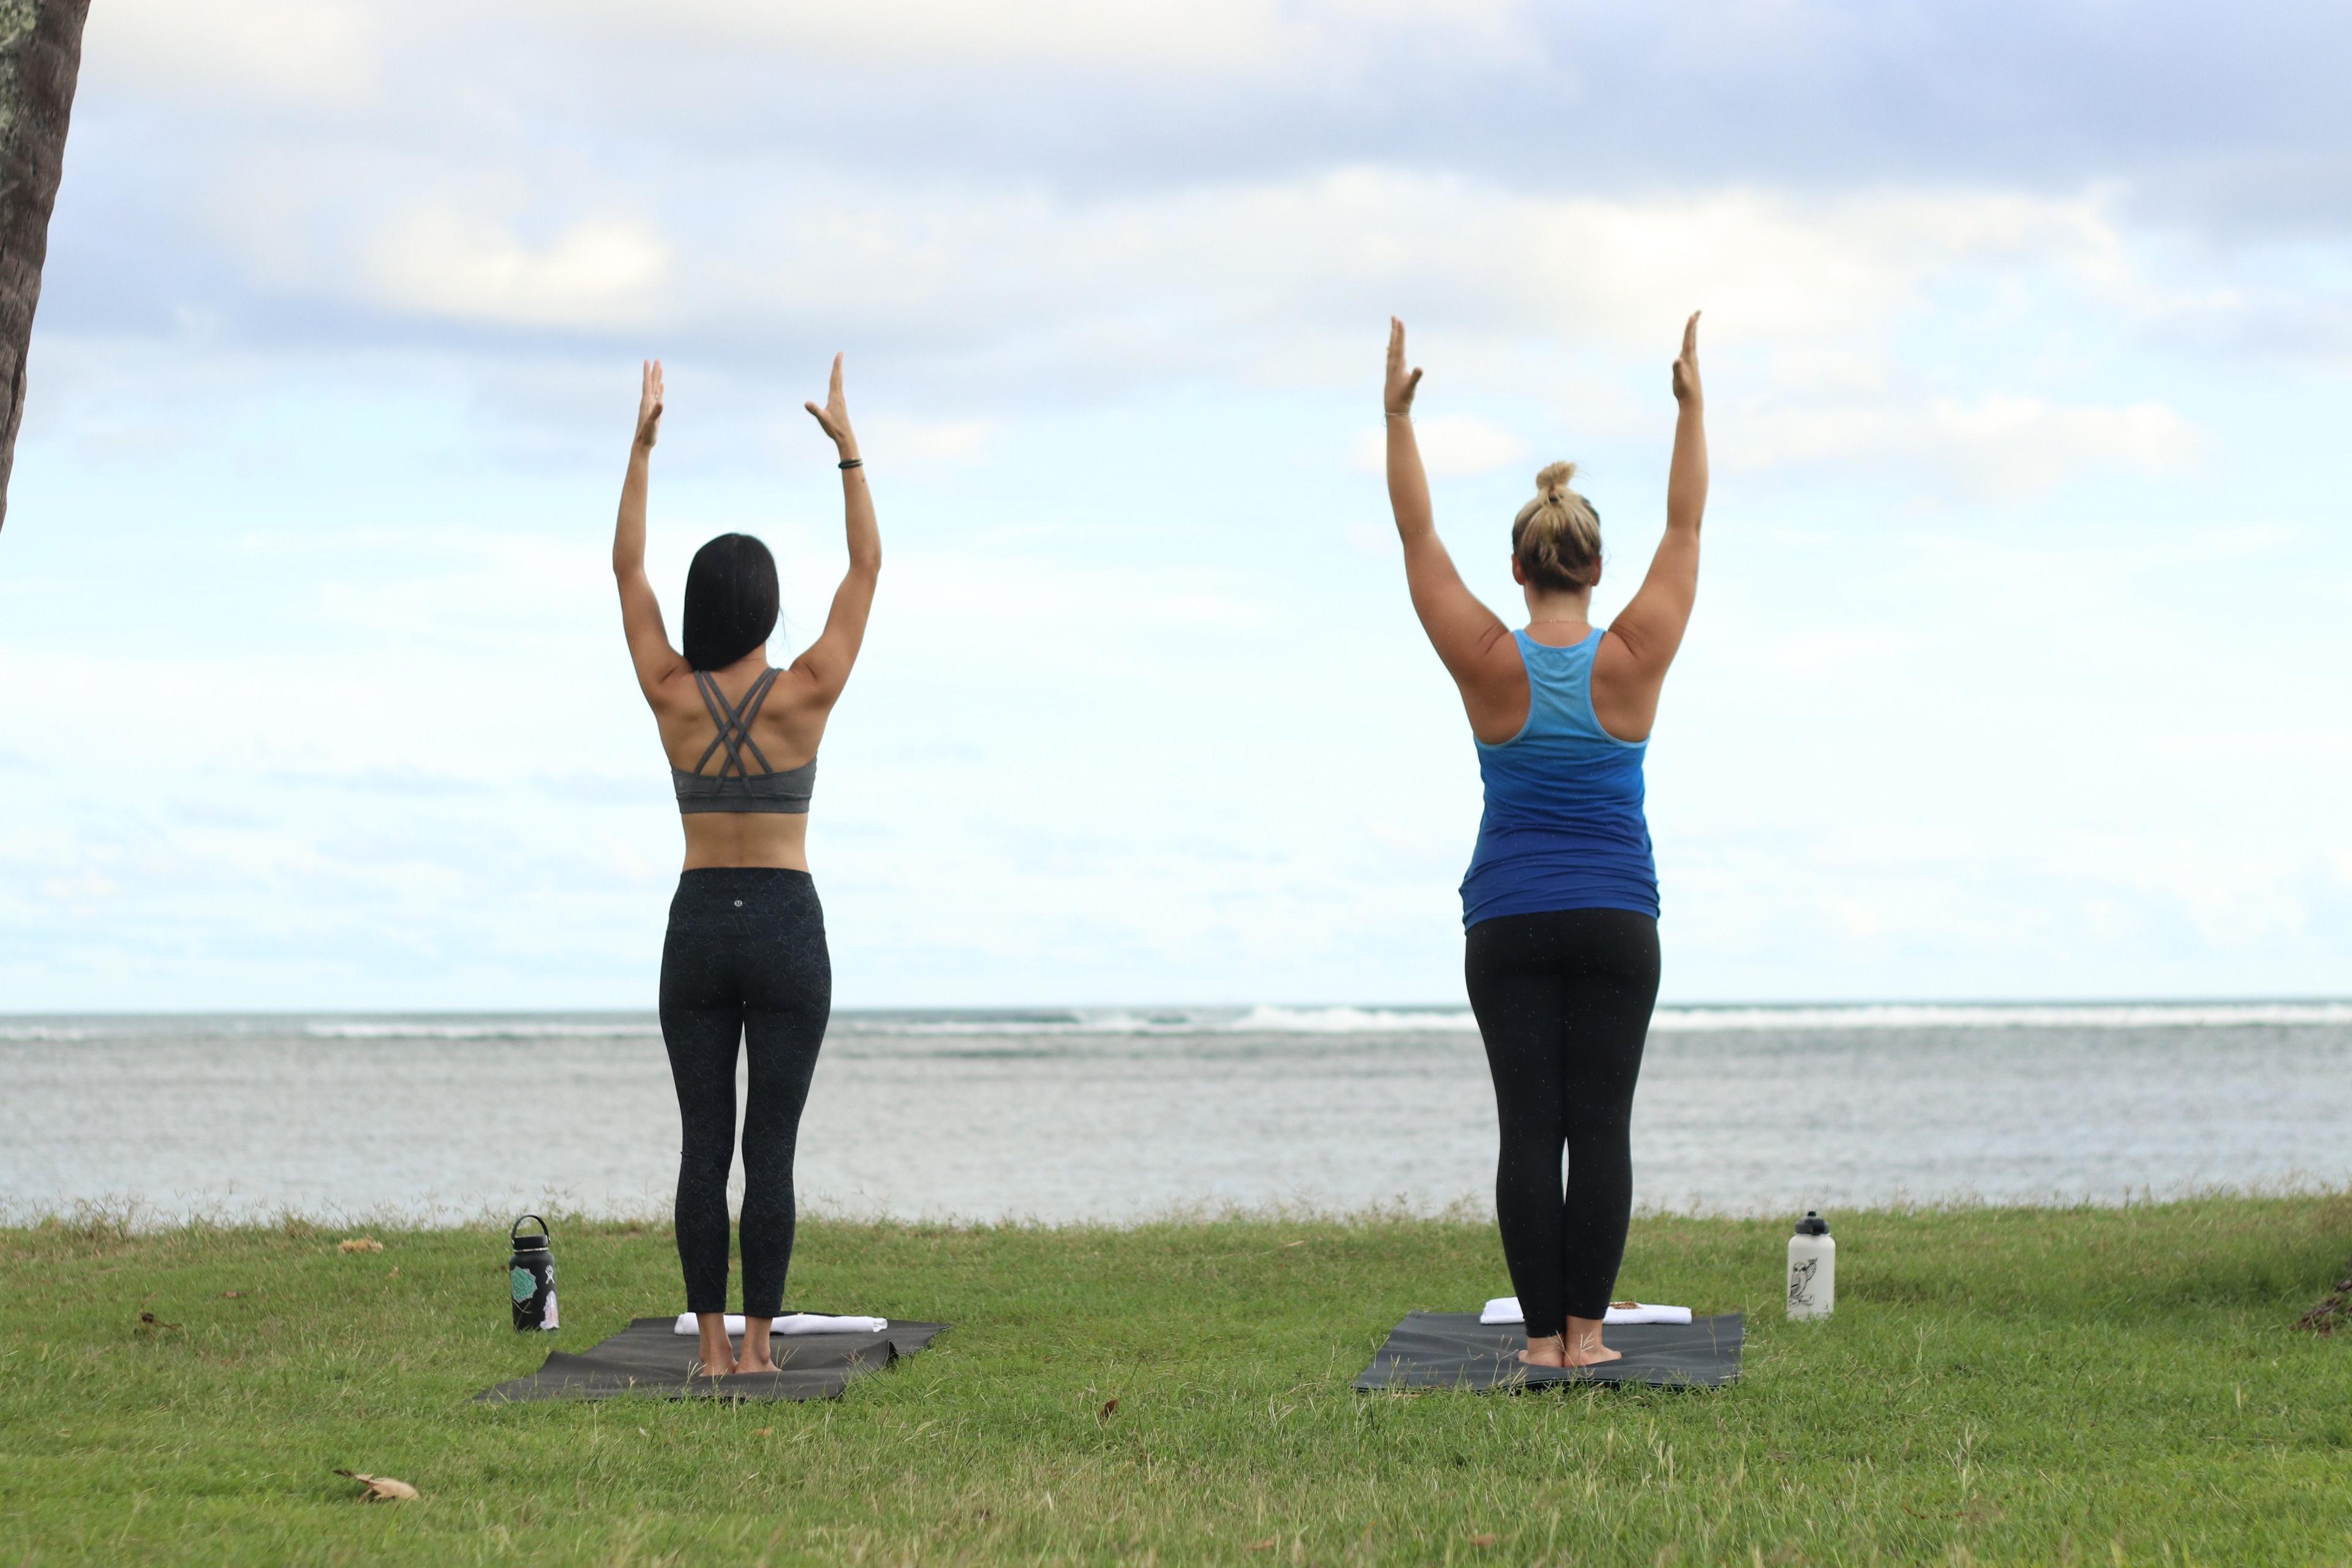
[1460,628,1659,927]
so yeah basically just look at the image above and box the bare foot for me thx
[1518,1317,1622,1369]
[1561,1314,1622,1366]
[695,1312,737,1377]
[735,1316,777,1373]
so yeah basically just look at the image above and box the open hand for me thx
[635,359,665,448]
[1384,317,1423,417]
[804,353,856,454]
[1672,312,1702,407]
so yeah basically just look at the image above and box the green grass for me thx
[5,1196,2352,1566]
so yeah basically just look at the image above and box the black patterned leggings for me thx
[1463,907,1660,1338]
[658,868,831,1316]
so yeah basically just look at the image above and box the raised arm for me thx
[1384,319,1521,733]
[614,359,688,698]
[1595,313,1708,734]
[784,354,881,707]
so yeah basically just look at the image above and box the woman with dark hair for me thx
[1381,313,1707,1368]
[611,355,878,1376]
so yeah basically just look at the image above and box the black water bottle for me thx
[508,1215,559,1331]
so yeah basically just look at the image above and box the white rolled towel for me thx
[673,1312,888,1336]
[1480,1297,1692,1327]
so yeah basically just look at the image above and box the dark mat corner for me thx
[1355,1311,1743,1392]
[477,1316,949,1403]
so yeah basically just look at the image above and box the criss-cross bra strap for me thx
[689,668,780,777]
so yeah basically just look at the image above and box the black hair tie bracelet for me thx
[839,458,864,470]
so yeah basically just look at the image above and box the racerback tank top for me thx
[1459,628,1659,927]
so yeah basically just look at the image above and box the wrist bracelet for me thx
[839,458,863,470]
[1384,411,1411,420]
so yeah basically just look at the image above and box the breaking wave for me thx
[7,1000,2347,1046]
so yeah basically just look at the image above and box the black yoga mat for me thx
[1354,1311,1743,1392]
[477,1316,949,1403]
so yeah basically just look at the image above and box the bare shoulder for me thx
[768,655,842,713]
[1589,625,1662,742]
[644,662,703,715]
[1459,624,1532,744]
[1593,624,1646,682]
[1460,619,1526,690]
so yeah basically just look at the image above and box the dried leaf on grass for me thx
[1471,1533,1500,1548]
[1247,1541,1278,1554]
[1097,1397,1119,1423]
[334,1469,418,1502]
[2295,1268,2352,1335]
[338,1238,385,1254]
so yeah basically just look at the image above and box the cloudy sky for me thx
[2,0,2347,1011]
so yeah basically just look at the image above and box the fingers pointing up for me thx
[1385,317,1423,415]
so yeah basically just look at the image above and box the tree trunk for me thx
[0,0,89,535]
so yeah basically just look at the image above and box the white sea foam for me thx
[835,1006,1481,1038]
[839,1012,1164,1038]
[1223,1005,1475,1034]
[6,1001,2346,1047]
[834,999,2352,1038]
[300,1021,661,1041]
[1649,1001,2352,1033]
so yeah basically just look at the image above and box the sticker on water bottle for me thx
[542,1289,559,1330]
[1788,1257,1819,1309]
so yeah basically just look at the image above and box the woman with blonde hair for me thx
[1381,314,1707,1367]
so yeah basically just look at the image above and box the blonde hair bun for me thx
[1512,461,1601,594]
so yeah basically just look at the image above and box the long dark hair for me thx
[682,533,779,671]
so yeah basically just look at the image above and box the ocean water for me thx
[4,1002,2350,1227]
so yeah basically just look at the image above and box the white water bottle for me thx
[1786,1210,1834,1320]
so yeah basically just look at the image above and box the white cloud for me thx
[535,0,1530,71]
[1924,395,2200,496]
[1724,392,2201,498]
[85,0,382,104]
[725,177,2127,364]
[1349,414,1525,477]
[222,160,2142,388]
[858,417,997,463]
[361,211,671,331]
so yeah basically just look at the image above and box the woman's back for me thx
[654,658,833,870]
[1463,630,1657,927]
[655,663,824,780]
[613,356,878,876]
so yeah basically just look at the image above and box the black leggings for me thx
[658,868,831,1316]
[1463,907,1660,1338]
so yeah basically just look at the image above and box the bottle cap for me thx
[1793,1210,1830,1237]
[510,1213,552,1250]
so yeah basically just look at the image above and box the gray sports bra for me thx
[672,668,816,815]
